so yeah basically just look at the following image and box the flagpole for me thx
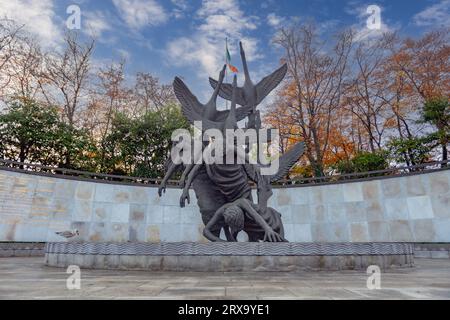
[225,37,229,111]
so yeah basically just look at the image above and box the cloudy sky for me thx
[0,0,448,101]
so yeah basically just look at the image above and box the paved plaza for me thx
[0,257,449,299]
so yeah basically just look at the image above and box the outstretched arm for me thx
[158,162,180,197]
[180,164,201,207]
[236,199,285,242]
[179,163,194,188]
[203,206,227,242]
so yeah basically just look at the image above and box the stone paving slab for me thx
[0,257,450,300]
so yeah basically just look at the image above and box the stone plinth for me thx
[45,242,414,271]
[0,242,45,257]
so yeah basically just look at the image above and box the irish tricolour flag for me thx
[225,39,239,73]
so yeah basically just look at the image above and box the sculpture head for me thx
[223,205,245,234]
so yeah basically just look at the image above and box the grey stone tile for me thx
[345,202,367,222]
[388,220,414,241]
[129,204,147,223]
[430,251,450,259]
[308,186,323,204]
[129,223,146,242]
[146,205,164,224]
[327,204,347,222]
[430,193,450,219]
[365,201,385,222]
[291,205,311,224]
[407,196,434,220]
[277,189,291,206]
[433,219,450,242]
[0,256,442,299]
[110,203,130,223]
[310,223,332,242]
[412,219,435,242]
[406,175,427,196]
[226,286,296,297]
[310,204,327,223]
[292,224,312,242]
[162,206,181,224]
[384,198,409,220]
[321,184,344,203]
[350,222,369,242]
[277,205,293,224]
[94,184,115,202]
[329,223,350,242]
[130,187,149,204]
[343,183,363,202]
[75,182,95,201]
[107,223,129,242]
[287,188,309,205]
[89,222,109,242]
[159,224,183,242]
[429,172,450,194]
[158,286,225,297]
[180,205,202,224]
[414,251,431,258]
[113,185,131,203]
[362,180,381,200]
[368,221,390,242]
[381,178,404,198]
[72,200,93,222]
[92,202,113,222]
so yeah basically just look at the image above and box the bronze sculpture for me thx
[159,42,305,242]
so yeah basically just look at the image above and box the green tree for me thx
[420,97,450,162]
[0,98,96,168]
[49,123,98,170]
[102,104,189,178]
[0,99,60,164]
[335,151,388,174]
[387,136,435,168]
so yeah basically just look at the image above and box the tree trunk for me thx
[442,142,448,167]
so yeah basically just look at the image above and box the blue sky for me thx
[0,0,448,101]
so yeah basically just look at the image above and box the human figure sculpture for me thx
[159,41,304,242]
[203,198,285,242]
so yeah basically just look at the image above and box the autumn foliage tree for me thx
[271,23,353,177]
[265,24,449,177]
[0,18,184,177]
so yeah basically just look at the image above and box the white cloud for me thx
[112,0,167,30]
[166,0,261,79]
[171,0,188,10]
[353,21,392,42]
[171,0,189,19]
[167,36,219,77]
[83,11,112,38]
[413,0,450,28]
[116,48,131,61]
[197,0,258,38]
[0,0,62,48]
[344,1,366,17]
[347,4,396,42]
[261,0,276,10]
[267,13,282,27]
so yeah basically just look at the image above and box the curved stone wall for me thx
[0,168,449,243]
